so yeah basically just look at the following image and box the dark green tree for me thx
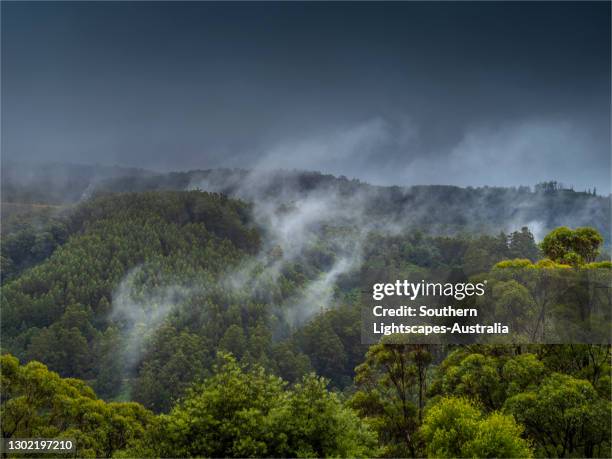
[504,373,611,458]
[125,353,375,458]
[351,341,434,457]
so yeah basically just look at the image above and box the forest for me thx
[1,167,611,458]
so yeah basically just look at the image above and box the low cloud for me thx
[110,267,202,370]
[402,119,608,192]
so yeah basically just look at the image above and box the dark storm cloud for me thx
[2,1,610,192]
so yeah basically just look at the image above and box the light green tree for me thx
[540,226,603,265]
[431,349,546,411]
[1,354,153,458]
[420,396,533,458]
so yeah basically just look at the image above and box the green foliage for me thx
[131,325,210,412]
[536,345,611,398]
[1,191,265,403]
[294,302,365,387]
[271,374,377,458]
[504,372,611,458]
[420,396,533,458]
[426,346,612,458]
[487,256,611,342]
[351,342,434,457]
[2,187,610,458]
[540,226,603,265]
[0,354,153,458]
[124,353,375,458]
[431,349,546,411]
[1,217,68,281]
[508,227,540,261]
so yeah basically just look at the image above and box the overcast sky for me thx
[2,1,610,192]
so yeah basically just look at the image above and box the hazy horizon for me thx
[2,1,610,192]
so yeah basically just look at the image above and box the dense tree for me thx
[536,345,611,398]
[508,226,540,261]
[430,348,546,411]
[2,184,610,458]
[420,396,533,458]
[1,354,153,458]
[540,226,603,265]
[92,326,124,398]
[122,353,375,458]
[1,191,265,400]
[351,341,434,457]
[485,256,611,343]
[132,325,210,412]
[504,373,611,457]
[271,374,377,458]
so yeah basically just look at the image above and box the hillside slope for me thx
[3,163,609,241]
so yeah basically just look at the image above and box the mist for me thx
[110,267,204,374]
[4,0,611,363]
[2,2,610,193]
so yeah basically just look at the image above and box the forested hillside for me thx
[1,180,611,457]
[3,164,610,242]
